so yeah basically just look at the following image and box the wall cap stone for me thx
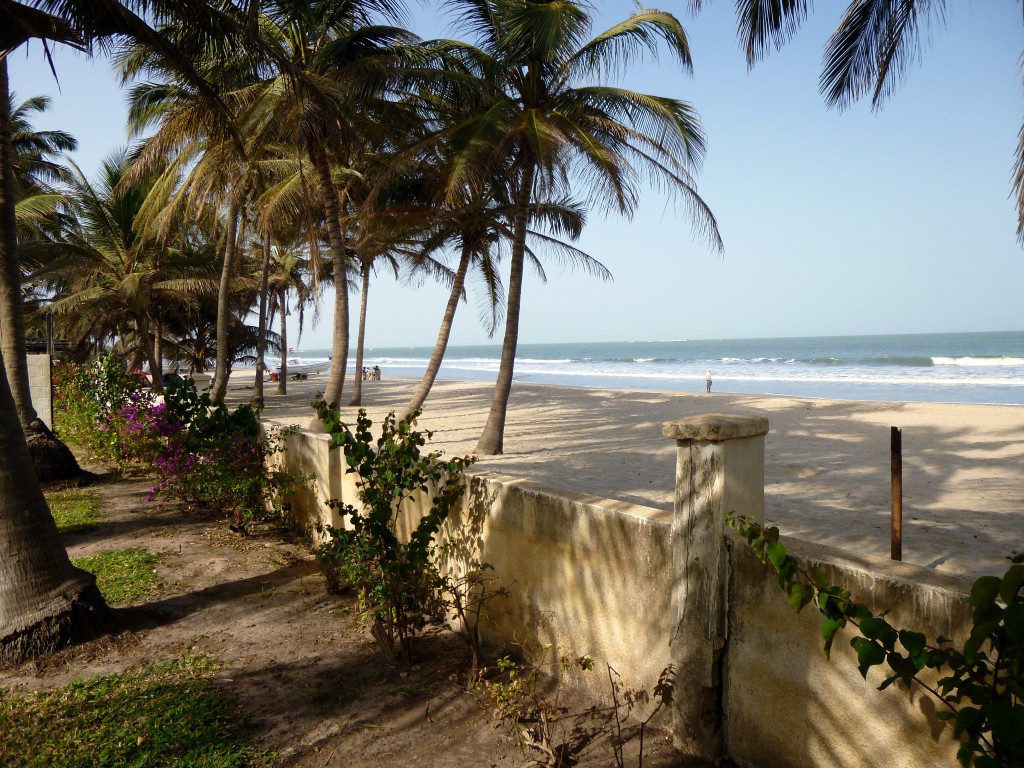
[662,413,769,442]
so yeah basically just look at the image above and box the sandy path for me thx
[223,372,1024,582]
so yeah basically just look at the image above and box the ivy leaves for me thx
[726,514,1024,768]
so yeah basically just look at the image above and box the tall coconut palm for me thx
[266,241,318,396]
[244,0,423,409]
[434,0,721,454]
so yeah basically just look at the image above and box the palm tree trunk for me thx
[277,288,288,396]
[309,142,348,409]
[0,57,38,430]
[404,240,472,417]
[210,196,241,403]
[0,346,111,663]
[0,58,84,482]
[251,239,272,409]
[475,167,535,455]
[348,259,371,407]
[153,313,163,390]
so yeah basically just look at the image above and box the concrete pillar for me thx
[661,413,768,760]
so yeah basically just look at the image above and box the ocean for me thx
[287,331,1024,405]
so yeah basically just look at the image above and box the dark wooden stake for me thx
[891,426,903,561]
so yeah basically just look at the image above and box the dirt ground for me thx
[1,472,705,768]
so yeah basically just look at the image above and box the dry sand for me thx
[222,371,1024,583]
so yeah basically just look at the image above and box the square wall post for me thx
[661,414,768,761]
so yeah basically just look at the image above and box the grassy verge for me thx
[0,656,271,768]
[72,548,163,605]
[45,489,103,534]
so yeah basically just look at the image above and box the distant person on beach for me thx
[706,370,712,393]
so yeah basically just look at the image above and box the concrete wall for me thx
[27,354,52,429]
[275,419,976,767]
[726,536,971,768]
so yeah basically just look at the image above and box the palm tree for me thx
[710,0,1024,240]
[244,0,423,409]
[266,241,318,396]
[432,0,721,455]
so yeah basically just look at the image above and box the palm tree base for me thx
[0,580,112,666]
[24,419,90,484]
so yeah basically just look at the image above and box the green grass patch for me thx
[72,548,163,605]
[0,656,270,768]
[45,489,104,534]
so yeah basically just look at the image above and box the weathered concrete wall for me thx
[274,421,979,767]
[725,537,972,768]
[27,354,52,429]
[274,428,674,703]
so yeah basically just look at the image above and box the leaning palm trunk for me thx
[251,240,272,409]
[152,314,163,391]
[404,241,472,418]
[348,259,371,407]
[0,58,83,482]
[277,287,287,395]
[210,197,241,403]
[0,58,38,430]
[475,169,534,455]
[0,350,111,663]
[310,142,349,409]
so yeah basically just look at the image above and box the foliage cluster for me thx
[45,489,104,535]
[147,378,302,531]
[53,354,157,470]
[727,514,1024,768]
[0,655,270,767]
[54,358,303,530]
[71,547,163,605]
[312,400,475,662]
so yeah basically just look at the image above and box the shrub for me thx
[148,378,302,531]
[312,400,475,662]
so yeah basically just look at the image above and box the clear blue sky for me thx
[8,2,1024,350]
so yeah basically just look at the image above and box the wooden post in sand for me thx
[662,414,768,762]
[891,426,903,561]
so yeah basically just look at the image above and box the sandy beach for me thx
[222,372,1024,583]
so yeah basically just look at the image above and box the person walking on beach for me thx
[706,370,712,393]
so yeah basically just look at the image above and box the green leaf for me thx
[970,576,1002,609]
[1000,564,1024,605]
[898,629,927,658]
[822,617,845,658]
[766,540,788,569]
[851,637,886,678]
[861,616,898,647]
[953,707,982,736]
[787,582,815,613]
[1004,603,1024,645]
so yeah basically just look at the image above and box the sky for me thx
[7,2,1024,350]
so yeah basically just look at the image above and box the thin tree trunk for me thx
[309,142,348,409]
[404,240,472,417]
[151,313,163,393]
[0,57,37,430]
[210,196,241,403]
[0,344,111,663]
[277,288,287,395]
[348,259,371,407]
[475,167,535,455]
[251,239,272,409]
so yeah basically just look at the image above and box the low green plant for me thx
[52,354,150,467]
[45,489,103,534]
[72,548,162,605]
[0,656,270,767]
[312,400,475,662]
[439,557,508,685]
[727,513,1024,768]
[150,378,304,531]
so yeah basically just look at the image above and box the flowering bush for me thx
[53,354,153,470]
[148,378,303,531]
